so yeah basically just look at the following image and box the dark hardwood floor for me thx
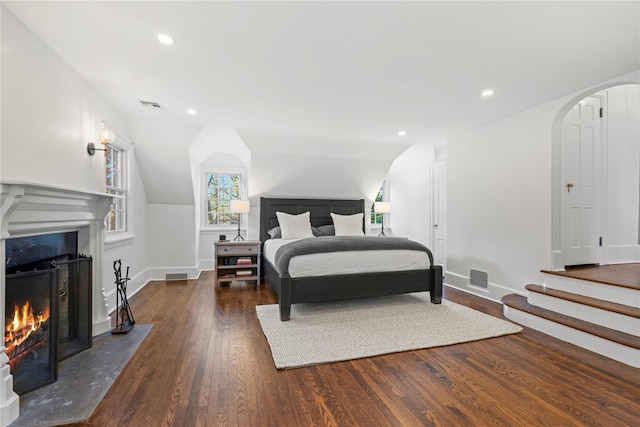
[64,272,639,427]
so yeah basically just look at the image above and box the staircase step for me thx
[540,273,639,307]
[502,294,640,350]
[525,284,640,319]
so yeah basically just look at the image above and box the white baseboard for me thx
[197,258,215,271]
[103,266,200,316]
[445,271,526,304]
[607,244,640,264]
[146,266,200,281]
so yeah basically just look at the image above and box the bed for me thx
[259,197,443,320]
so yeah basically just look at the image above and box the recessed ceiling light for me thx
[398,130,407,136]
[157,34,175,45]
[482,89,494,97]
[187,109,197,115]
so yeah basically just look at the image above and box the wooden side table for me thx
[214,240,262,286]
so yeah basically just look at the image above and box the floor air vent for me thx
[469,269,489,288]
[165,273,188,280]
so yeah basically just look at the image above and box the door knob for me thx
[566,183,575,192]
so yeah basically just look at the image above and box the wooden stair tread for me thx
[526,284,640,318]
[502,294,640,350]
[541,264,640,290]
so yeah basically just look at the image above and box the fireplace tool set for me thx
[112,259,135,334]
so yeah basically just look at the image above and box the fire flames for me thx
[4,301,50,355]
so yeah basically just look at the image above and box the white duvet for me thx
[263,238,430,278]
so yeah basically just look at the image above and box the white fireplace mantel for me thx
[0,182,112,426]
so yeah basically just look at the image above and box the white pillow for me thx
[330,212,364,236]
[276,211,314,239]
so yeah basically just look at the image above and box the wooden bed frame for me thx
[259,197,443,320]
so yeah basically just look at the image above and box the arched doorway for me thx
[551,83,640,270]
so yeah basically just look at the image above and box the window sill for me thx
[105,233,136,249]
[200,226,238,233]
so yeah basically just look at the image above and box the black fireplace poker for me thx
[111,259,135,334]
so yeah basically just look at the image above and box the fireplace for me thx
[1,182,112,425]
[4,233,93,395]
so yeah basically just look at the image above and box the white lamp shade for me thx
[374,201,391,213]
[230,199,250,214]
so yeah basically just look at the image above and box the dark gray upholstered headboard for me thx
[259,197,366,243]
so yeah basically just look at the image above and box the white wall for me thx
[447,73,640,302]
[447,103,554,300]
[249,153,392,201]
[606,84,640,263]
[1,6,151,307]
[147,204,197,277]
[387,143,437,246]
[1,6,127,193]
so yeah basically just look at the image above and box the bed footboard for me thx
[269,266,443,321]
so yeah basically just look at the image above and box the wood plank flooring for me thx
[64,272,640,427]
[542,263,640,290]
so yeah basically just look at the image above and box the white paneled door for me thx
[431,161,447,271]
[561,96,602,266]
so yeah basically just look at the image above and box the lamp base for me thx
[234,223,244,241]
[378,224,387,237]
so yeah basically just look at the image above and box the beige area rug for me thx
[256,292,522,369]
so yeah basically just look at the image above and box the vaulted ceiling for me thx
[6,1,638,150]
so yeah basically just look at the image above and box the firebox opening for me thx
[5,231,92,395]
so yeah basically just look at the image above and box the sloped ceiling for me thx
[4,1,639,203]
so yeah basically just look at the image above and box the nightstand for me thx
[214,240,262,287]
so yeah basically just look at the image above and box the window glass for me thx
[105,145,126,232]
[206,173,242,226]
[371,184,384,225]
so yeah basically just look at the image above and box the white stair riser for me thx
[503,305,640,368]
[528,292,640,337]
[543,275,639,308]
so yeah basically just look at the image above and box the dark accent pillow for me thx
[316,225,335,236]
[267,226,282,239]
[269,226,320,239]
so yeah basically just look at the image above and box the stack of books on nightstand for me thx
[236,270,252,277]
[237,257,252,266]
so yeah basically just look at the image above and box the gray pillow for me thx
[267,226,282,239]
[316,225,335,236]
[269,225,321,239]
[269,226,322,239]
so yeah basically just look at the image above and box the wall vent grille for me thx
[165,273,188,281]
[469,269,489,288]
[139,100,163,109]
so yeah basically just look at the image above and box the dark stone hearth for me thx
[9,324,152,427]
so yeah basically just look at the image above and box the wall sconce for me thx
[87,126,116,155]
[230,200,250,241]
[374,201,391,237]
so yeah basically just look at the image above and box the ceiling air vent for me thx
[469,268,489,289]
[139,100,163,109]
